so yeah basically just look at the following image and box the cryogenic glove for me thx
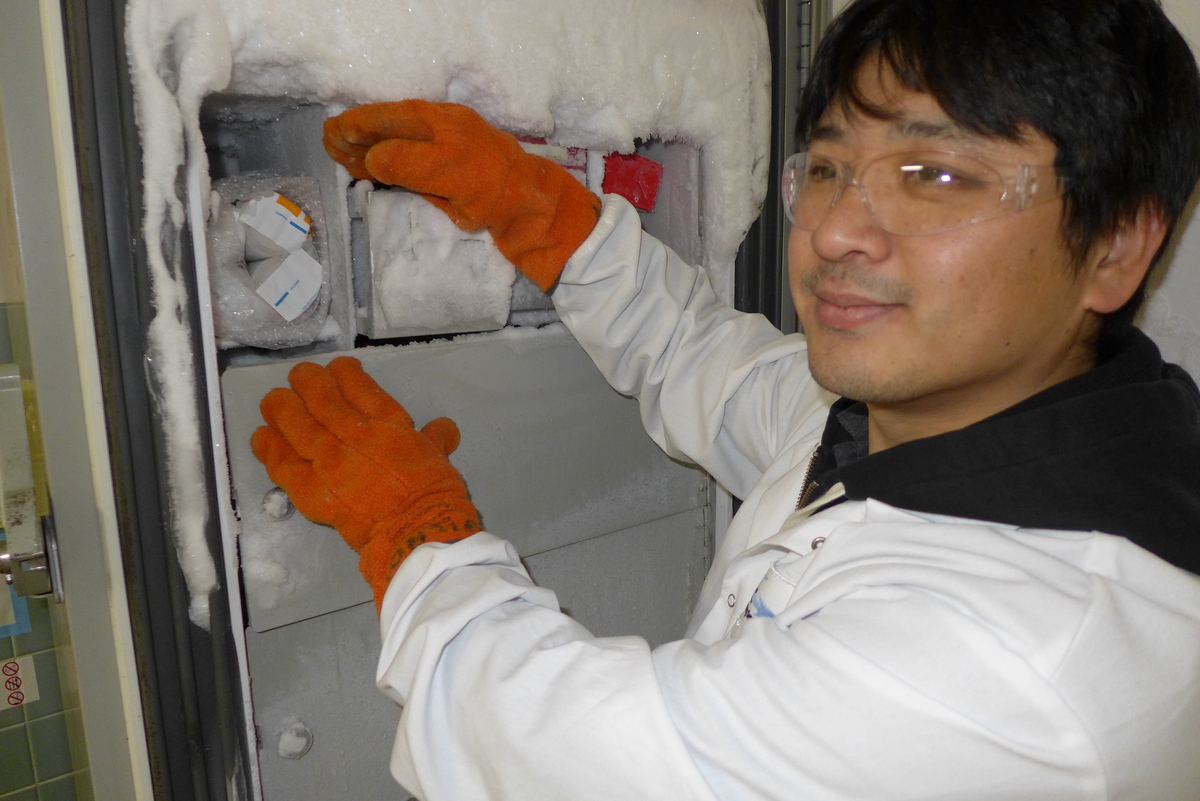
[251,356,482,611]
[323,100,602,292]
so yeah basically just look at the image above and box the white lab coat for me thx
[377,196,1200,800]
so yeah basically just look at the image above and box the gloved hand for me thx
[251,356,482,611]
[323,99,602,292]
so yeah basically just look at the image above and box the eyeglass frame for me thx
[780,149,1063,237]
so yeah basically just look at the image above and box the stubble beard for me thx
[800,261,918,405]
[805,342,922,405]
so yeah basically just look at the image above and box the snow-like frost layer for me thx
[367,190,516,334]
[217,0,772,294]
[127,0,770,626]
[126,0,232,629]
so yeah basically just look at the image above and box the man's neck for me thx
[865,352,1098,453]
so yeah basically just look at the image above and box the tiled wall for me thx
[0,595,92,801]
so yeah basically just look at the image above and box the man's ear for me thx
[1081,203,1169,315]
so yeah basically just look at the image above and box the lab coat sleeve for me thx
[552,195,831,499]
[377,525,1104,801]
[376,531,722,801]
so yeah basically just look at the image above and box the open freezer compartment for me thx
[221,328,713,798]
[202,95,649,356]
[221,325,713,634]
[201,97,356,359]
[198,98,718,799]
[218,332,715,800]
[101,0,781,795]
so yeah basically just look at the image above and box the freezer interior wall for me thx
[207,115,715,796]
[124,0,780,797]
[199,64,718,801]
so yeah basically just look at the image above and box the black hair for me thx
[798,0,1200,350]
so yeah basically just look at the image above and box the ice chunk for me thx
[366,190,516,337]
[277,719,314,760]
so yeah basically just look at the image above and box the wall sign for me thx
[2,653,39,707]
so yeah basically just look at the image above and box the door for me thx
[0,0,153,797]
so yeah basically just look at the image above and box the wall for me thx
[0,596,92,801]
[1163,0,1200,44]
[0,107,24,305]
[0,0,150,796]
[1148,1,1200,377]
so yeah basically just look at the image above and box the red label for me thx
[602,153,664,212]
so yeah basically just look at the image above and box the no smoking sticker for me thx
[2,655,39,707]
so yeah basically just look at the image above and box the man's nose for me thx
[808,178,890,264]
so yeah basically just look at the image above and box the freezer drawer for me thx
[222,324,711,632]
[245,506,710,801]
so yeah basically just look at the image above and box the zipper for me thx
[795,445,824,510]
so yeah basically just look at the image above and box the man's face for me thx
[789,65,1105,448]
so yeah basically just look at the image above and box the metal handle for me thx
[0,365,58,599]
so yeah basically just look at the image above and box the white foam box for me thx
[200,96,356,357]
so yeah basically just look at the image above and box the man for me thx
[252,0,1200,797]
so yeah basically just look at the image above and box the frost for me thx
[214,0,770,292]
[126,0,233,629]
[127,0,769,627]
[367,190,515,336]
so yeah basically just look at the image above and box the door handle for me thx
[0,364,57,599]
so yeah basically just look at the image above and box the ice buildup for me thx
[127,0,770,626]
[214,0,771,294]
[366,189,516,338]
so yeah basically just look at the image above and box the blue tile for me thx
[34,773,77,801]
[0,723,34,793]
[13,600,52,656]
[20,651,61,721]
[27,713,70,782]
[0,587,32,640]
[0,788,37,801]
[0,699,23,729]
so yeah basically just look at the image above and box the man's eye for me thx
[900,163,984,189]
[806,163,839,183]
[904,164,953,183]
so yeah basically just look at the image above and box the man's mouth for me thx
[813,289,905,330]
[799,262,912,331]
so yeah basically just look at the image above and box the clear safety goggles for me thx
[781,150,1061,236]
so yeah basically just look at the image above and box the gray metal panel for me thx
[246,506,708,800]
[246,601,407,800]
[636,140,702,268]
[524,509,711,648]
[222,325,710,631]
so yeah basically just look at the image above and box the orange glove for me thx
[323,100,602,292]
[251,356,482,611]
